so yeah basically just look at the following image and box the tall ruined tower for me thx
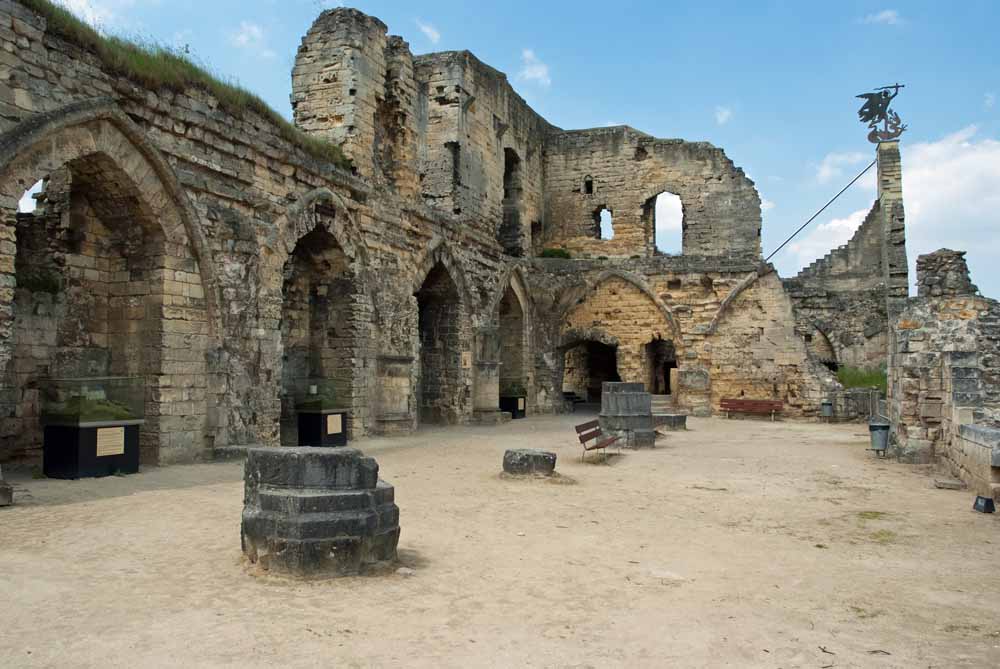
[291,9,419,197]
[877,141,909,316]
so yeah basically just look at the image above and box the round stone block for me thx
[241,447,399,578]
[503,449,557,476]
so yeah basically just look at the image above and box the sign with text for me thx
[96,427,125,457]
[326,414,343,435]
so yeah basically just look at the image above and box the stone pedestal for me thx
[503,449,556,476]
[241,447,399,578]
[600,382,655,448]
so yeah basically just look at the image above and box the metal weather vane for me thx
[856,83,907,143]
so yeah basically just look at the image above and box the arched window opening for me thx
[562,341,620,403]
[499,148,523,256]
[805,326,839,373]
[644,191,683,255]
[17,179,44,213]
[583,175,594,195]
[593,206,614,240]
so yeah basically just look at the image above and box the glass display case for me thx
[291,378,349,447]
[39,377,144,479]
[41,376,145,426]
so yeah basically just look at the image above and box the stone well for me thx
[600,382,655,448]
[241,447,399,578]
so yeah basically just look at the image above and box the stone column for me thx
[877,141,909,316]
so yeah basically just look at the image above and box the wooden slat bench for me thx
[574,419,621,461]
[720,398,783,421]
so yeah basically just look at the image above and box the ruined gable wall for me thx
[541,128,762,259]
[0,1,513,463]
[783,202,889,369]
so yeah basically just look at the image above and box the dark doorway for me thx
[563,341,621,402]
[645,337,677,395]
[416,262,462,424]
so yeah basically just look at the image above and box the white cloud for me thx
[57,0,149,30]
[415,19,440,44]
[714,106,733,125]
[986,92,996,109]
[815,151,868,184]
[786,207,870,270]
[863,9,901,25]
[783,126,1000,297]
[17,181,44,214]
[517,49,551,88]
[229,21,275,60]
[654,192,683,254]
[761,198,776,212]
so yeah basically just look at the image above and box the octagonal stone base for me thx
[241,447,399,578]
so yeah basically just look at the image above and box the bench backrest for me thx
[575,420,602,445]
[720,398,783,411]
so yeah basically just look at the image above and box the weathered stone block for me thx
[653,413,687,430]
[241,447,399,578]
[502,449,556,476]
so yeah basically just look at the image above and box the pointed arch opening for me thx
[562,341,620,404]
[645,336,677,395]
[279,220,359,444]
[416,261,463,425]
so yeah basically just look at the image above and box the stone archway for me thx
[415,261,465,424]
[0,101,217,465]
[268,187,372,443]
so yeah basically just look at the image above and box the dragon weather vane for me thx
[856,83,907,143]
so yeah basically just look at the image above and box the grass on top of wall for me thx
[19,0,352,170]
[836,365,887,394]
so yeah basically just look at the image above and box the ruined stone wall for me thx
[526,256,835,417]
[888,251,1000,475]
[784,142,907,372]
[540,127,762,259]
[0,2,512,464]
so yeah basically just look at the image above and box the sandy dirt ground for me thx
[2,413,999,668]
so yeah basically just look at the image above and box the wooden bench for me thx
[720,398,783,421]
[574,420,621,461]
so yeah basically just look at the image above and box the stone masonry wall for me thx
[541,127,762,259]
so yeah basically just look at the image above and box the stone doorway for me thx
[562,341,621,402]
[416,262,463,424]
[498,284,526,397]
[279,225,356,445]
[645,337,677,395]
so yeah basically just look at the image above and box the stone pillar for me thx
[241,447,400,578]
[877,141,909,316]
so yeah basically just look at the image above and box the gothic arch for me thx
[275,187,368,268]
[413,237,471,305]
[706,265,769,336]
[558,268,682,342]
[0,99,221,339]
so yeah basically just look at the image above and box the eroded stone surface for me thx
[241,447,399,577]
[502,449,556,476]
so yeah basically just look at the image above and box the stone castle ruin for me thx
[0,3,957,473]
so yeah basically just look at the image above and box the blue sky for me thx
[51,1,1000,296]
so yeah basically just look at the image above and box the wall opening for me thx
[805,326,839,372]
[643,191,683,255]
[562,341,620,402]
[498,284,525,396]
[593,206,614,240]
[7,160,168,464]
[279,221,356,445]
[499,148,523,256]
[416,262,462,424]
[645,337,677,395]
[583,175,594,195]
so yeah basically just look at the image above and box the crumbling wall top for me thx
[916,249,979,298]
